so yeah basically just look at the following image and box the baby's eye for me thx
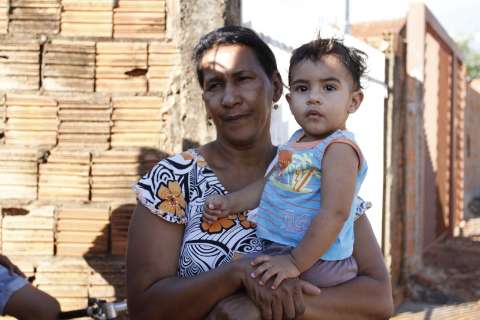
[324,84,337,91]
[293,85,308,92]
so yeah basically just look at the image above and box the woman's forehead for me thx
[199,44,262,75]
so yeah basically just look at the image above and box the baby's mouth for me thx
[305,109,323,118]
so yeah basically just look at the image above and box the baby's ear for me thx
[348,90,363,113]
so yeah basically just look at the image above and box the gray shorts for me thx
[0,264,28,315]
[259,241,358,288]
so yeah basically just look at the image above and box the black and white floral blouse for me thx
[133,149,262,277]
[133,149,369,278]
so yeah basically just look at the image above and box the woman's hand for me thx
[240,258,321,320]
[205,293,260,320]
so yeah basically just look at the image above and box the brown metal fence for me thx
[352,2,466,305]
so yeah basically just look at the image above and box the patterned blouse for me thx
[133,149,369,277]
[133,149,262,277]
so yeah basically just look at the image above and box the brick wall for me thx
[465,80,480,218]
[0,0,240,314]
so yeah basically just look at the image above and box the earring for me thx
[207,116,213,126]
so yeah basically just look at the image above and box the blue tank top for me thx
[255,129,368,261]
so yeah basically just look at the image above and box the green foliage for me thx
[457,37,480,81]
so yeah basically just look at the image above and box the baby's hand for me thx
[250,254,300,290]
[203,195,232,224]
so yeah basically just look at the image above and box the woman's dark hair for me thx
[193,26,278,86]
[288,38,367,90]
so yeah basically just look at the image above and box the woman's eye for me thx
[238,76,252,82]
[206,82,220,91]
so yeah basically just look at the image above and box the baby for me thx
[204,37,368,289]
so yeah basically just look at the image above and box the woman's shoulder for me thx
[133,149,209,224]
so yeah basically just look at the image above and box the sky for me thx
[243,0,480,50]
[350,0,480,48]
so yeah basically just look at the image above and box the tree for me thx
[457,37,480,81]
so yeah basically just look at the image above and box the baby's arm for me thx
[252,142,359,288]
[290,142,359,272]
[203,178,267,223]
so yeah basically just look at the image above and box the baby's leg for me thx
[300,256,358,288]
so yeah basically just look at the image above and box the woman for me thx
[127,26,393,320]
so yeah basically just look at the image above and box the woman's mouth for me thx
[223,113,250,121]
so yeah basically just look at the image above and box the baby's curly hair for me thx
[288,38,367,90]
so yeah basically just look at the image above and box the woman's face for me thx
[199,44,282,147]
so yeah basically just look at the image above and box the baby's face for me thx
[286,55,363,142]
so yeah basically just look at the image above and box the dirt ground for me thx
[392,218,480,319]
[408,237,480,303]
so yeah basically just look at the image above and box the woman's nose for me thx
[221,83,241,108]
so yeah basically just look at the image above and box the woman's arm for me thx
[126,203,247,319]
[208,215,393,320]
[300,214,394,319]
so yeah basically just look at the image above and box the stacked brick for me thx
[57,96,111,151]
[110,203,135,256]
[0,146,44,201]
[61,0,114,37]
[0,41,40,91]
[56,205,110,256]
[4,95,57,145]
[1,205,55,256]
[91,149,143,203]
[0,0,178,313]
[35,258,91,312]
[38,150,90,202]
[9,0,61,35]
[4,94,58,146]
[148,42,181,92]
[87,258,126,302]
[0,95,4,135]
[43,41,96,92]
[111,96,167,148]
[96,42,148,93]
[113,0,166,39]
[0,0,7,34]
